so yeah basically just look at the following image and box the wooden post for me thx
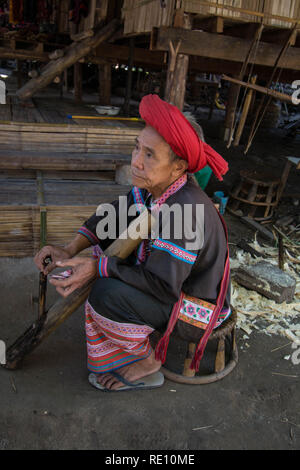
[17,59,22,89]
[74,62,82,102]
[164,11,191,111]
[277,158,293,202]
[215,338,225,372]
[183,342,196,377]
[223,75,240,142]
[98,62,111,105]
[63,69,68,94]
[123,38,134,116]
[233,76,257,146]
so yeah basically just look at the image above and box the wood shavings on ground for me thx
[230,239,300,342]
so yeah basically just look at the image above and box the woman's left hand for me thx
[49,257,97,298]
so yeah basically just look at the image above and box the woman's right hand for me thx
[34,245,72,275]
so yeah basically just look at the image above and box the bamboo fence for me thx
[0,122,141,154]
[0,120,140,257]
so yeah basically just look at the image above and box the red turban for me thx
[139,94,228,180]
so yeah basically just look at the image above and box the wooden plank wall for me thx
[183,0,264,23]
[122,0,177,34]
[263,0,300,27]
[183,0,300,28]
[122,0,300,33]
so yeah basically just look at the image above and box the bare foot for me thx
[96,350,161,390]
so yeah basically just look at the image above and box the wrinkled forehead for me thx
[137,125,172,154]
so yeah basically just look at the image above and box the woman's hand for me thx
[49,257,97,298]
[34,245,72,275]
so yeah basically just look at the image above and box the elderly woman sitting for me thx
[34,95,230,392]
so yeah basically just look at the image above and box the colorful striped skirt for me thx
[85,277,231,374]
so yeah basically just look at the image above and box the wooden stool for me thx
[227,169,281,221]
[161,309,238,385]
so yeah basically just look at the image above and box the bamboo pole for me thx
[67,115,143,121]
[226,23,264,147]
[222,74,297,104]
[233,76,257,147]
[244,23,298,154]
[3,209,154,370]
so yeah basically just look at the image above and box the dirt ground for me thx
[0,108,299,451]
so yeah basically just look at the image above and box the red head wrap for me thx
[139,94,228,180]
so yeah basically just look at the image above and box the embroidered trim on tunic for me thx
[152,174,187,208]
[98,257,108,278]
[78,226,99,245]
[152,238,197,264]
[178,295,231,330]
[132,174,189,265]
[132,187,145,214]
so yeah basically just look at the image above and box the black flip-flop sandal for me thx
[88,370,164,392]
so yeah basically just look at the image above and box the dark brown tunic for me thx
[79,175,231,313]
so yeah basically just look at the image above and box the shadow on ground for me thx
[0,257,299,450]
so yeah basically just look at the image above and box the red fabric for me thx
[139,94,228,179]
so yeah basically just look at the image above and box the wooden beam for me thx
[188,57,300,83]
[151,27,300,71]
[222,74,296,103]
[193,15,224,33]
[70,29,94,42]
[16,19,120,101]
[0,46,51,61]
[165,13,191,110]
[84,46,300,82]
[262,29,298,47]
[94,43,165,67]
[224,22,263,40]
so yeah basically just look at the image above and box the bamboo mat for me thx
[0,95,142,257]
[0,121,141,154]
[0,178,131,257]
